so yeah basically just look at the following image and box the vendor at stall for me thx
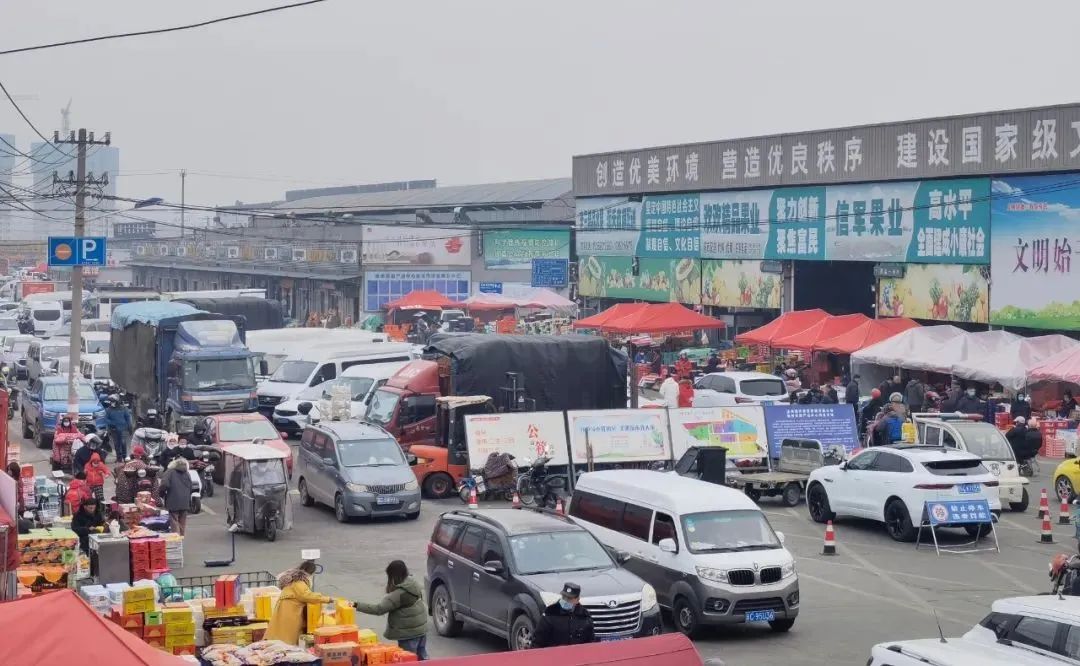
[675,351,693,379]
[1060,391,1078,418]
[1011,393,1033,421]
[71,497,106,554]
[265,561,332,645]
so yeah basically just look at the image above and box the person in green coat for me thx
[354,560,429,660]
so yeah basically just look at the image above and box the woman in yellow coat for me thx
[265,561,331,645]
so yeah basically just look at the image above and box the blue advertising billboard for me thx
[762,404,860,457]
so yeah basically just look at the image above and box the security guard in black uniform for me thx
[533,582,595,648]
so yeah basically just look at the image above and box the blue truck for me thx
[110,301,259,434]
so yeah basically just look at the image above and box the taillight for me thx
[735,396,753,404]
[914,483,953,490]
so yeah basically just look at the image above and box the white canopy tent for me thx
[906,330,1021,374]
[851,326,966,390]
[952,334,1080,391]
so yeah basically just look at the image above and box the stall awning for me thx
[601,302,726,335]
[734,309,829,346]
[956,334,1080,391]
[383,290,461,311]
[572,302,649,329]
[769,313,870,351]
[1029,344,1080,385]
[814,317,920,354]
[852,325,966,368]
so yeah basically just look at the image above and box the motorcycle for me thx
[1050,552,1080,596]
[137,408,165,431]
[189,447,219,499]
[516,455,570,509]
[458,452,518,503]
[188,464,203,515]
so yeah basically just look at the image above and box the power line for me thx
[0,0,332,56]
[0,78,75,160]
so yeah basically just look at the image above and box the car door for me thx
[649,511,685,607]
[449,525,485,619]
[310,363,336,387]
[310,431,339,503]
[832,450,878,516]
[469,530,512,631]
[298,428,319,497]
[24,380,40,424]
[860,451,912,520]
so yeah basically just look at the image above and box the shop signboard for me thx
[566,409,670,464]
[989,174,1080,330]
[531,258,569,288]
[464,412,570,467]
[577,255,701,304]
[762,404,860,457]
[362,225,471,266]
[483,229,570,270]
[669,406,769,460]
[575,197,641,256]
[701,260,781,309]
[363,270,470,312]
[763,187,828,261]
[878,263,988,323]
[638,193,701,257]
[699,190,772,259]
[478,282,502,294]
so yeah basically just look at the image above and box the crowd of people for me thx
[303,308,353,329]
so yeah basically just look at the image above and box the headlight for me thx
[414,457,433,465]
[781,560,796,579]
[345,483,369,493]
[539,591,560,607]
[696,566,728,584]
[641,583,658,612]
[403,479,418,491]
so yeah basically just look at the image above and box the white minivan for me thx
[26,300,64,336]
[27,337,71,382]
[256,343,416,415]
[569,470,799,637]
[271,360,409,437]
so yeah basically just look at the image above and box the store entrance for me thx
[793,261,875,316]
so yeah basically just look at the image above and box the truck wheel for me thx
[744,486,762,502]
[672,596,701,638]
[422,473,454,499]
[782,483,802,507]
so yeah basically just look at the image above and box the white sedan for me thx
[806,445,1001,542]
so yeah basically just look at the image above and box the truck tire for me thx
[782,482,802,507]
[422,473,454,499]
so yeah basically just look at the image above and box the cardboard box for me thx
[254,593,274,620]
[306,602,324,631]
[315,642,358,661]
[145,637,165,650]
[142,624,166,639]
[394,651,418,663]
[335,598,356,626]
[125,627,143,641]
[357,628,378,645]
[115,613,144,629]
[214,574,238,609]
[204,604,245,618]
[123,586,155,604]
[122,599,156,615]
[165,634,197,648]
[144,610,163,626]
[247,622,268,643]
[165,620,196,636]
[171,645,197,656]
[162,607,193,624]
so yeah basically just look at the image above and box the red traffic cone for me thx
[1061,498,1072,525]
[468,487,478,510]
[554,497,565,516]
[823,521,837,555]
[1041,514,1055,544]
[511,491,522,509]
[1039,488,1050,520]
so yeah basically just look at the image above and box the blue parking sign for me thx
[925,499,992,525]
[48,236,107,267]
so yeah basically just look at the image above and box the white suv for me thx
[692,372,790,407]
[806,445,1001,542]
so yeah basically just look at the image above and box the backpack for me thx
[886,416,903,442]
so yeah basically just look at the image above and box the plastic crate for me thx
[163,571,276,602]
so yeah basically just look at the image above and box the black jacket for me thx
[158,446,196,468]
[533,603,595,648]
[845,380,859,405]
[955,395,983,415]
[72,445,99,474]
[71,507,105,553]
[1011,401,1032,421]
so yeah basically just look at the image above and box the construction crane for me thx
[60,99,71,135]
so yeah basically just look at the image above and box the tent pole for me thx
[628,340,639,409]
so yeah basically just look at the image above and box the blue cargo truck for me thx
[110,301,259,434]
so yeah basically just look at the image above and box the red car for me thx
[193,412,293,484]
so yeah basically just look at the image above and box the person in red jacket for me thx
[84,452,110,501]
[677,377,695,408]
[674,351,694,380]
[66,473,91,516]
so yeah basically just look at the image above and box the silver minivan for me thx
[27,337,71,382]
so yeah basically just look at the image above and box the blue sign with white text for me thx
[924,499,992,526]
[762,404,859,457]
[531,258,569,287]
[478,282,503,294]
[48,236,107,267]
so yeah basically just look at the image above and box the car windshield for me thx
[366,388,399,426]
[739,378,787,397]
[950,424,1015,461]
[182,358,255,390]
[325,377,374,401]
[219,419,279,441]
[249,459,286,486]
[43,383,97,401]
[337,438,404,466]
[7,341,28,353]
[269,360,316,383]
[41,345,69,360]
[84,339,108,353]
[93,363,110,380]
[680,510,782,554]
[509,531,614,575]
[0,319,17,331]
[34,310,61,321]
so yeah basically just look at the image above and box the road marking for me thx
[802,556,1016,592]
[797,572,978,627]
[975,559,1038,594]
[201,505,216,515]
[835,531,933,608]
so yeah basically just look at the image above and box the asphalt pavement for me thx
[10,416,1067,665]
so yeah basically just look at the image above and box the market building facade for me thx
[572,103,1080,335]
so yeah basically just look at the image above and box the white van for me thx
[247,328,388,378]
[80,331,110,355]
[27,300,64,335]
[256,343,415,414]
[569,470,799,636]
[80,352,111,383]
[271,360,409,437]
[27,337,71,381]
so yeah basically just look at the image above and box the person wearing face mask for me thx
[159,436,196,468]
[1011,393,1033,421]
[533,582,595,648]
[1060,391,1078,419]
[954,386,984,416]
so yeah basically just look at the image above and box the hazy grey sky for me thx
[1,1,1076,207]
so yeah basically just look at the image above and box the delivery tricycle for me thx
[223,444,292,542]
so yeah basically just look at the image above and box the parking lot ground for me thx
[10,424,1067,665]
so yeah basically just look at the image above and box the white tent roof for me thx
[851,325,966,368]
[904,330,1020,374]
[952,334,1080,391]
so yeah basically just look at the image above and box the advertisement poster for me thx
[700,260,780,309]
[567,409,670,463]
[990,175,1080,329]
[464,412,570,466]
[878,264,988,323]
[363,270,470,312]
[483,230,570,270]
[699,190,772,259]
[762,405,859,457]
[362,225,471,266]
[577,256,701,304]
[669,406,768,459]
[576,197,641,256]
[638,193,701,257]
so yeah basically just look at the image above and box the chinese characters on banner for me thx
[575,197,640,256]
[482,230,570,270]
[764,187,827,260]
[638,193,702,257]
[699,190,771,259]
[907,178,990,263]
[990,175,1080,329]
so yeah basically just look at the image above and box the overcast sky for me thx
[1,1,1076,208]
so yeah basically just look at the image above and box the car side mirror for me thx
[279,432,289,439]
[614,549,632,564]
[322,457,337,468]
[297,402,313,416]
[658,538,677,554]
[258,360,269,375]
[482,560,505,576]
[406,453,417,466]
[839,462,848,471]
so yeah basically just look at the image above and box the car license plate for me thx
[274,418,291,425]
[600,635,630,642]
[958,483,981,494]
[745,610,775,623]
[376,496,399,505]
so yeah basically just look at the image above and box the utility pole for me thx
[54,128,110,418]
[180,168,186,238]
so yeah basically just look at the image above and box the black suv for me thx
[426,508,662,650]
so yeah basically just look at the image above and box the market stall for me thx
[572,302,649,329]
[1030,345,1080,386]
[382,289,464,338]
[903,330,1020,375]
[813,317,919,354]
[734,308,829,346]
[956,334,1079,391]
[769,313,870,351]
[851,325,966,389]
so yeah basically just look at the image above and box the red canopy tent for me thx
[429,634,701,666]
[0,589,189,665]
[600,302,726,335]
[734,309,829,346]
[814,317,920,354]
[1029,346,1080,384]
[572,302,649,329]
[383,290,461,312]
[769,313,870,351]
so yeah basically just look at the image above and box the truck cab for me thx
[913,412,1030,512]
[363,359,441,448]
[164,319,259,432]
[409,395,495,498]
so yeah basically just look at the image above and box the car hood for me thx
[43,399,102,413]
[341,465,415,486]
[258,382,304,398]
[519,567,644,597]
[690,547,792,569]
